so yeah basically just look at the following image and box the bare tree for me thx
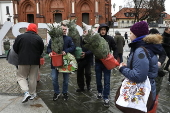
[124,0,165,23]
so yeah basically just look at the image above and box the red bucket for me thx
[51,51,63,67]
[100,53,120,70]
[40,58,45,65]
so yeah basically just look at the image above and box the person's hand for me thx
[119,62,126,69]
[81,52,85,58]
[49,52,52,57]
[62,51,66,55]
[158,62,161,68]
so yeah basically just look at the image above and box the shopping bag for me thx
[58,53,77,73]
[115,77,153,113]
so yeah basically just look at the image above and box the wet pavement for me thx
[37,58,123,113]
[37,51,170,113]
[1,42,170,113]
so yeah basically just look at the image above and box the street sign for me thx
[114,22,118,26]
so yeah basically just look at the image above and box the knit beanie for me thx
[115,30,120,35]
[130,21,149,37]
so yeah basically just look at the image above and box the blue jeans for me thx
[51,69,69,94]
[95,62,111,100]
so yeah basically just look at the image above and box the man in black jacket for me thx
[76,30,93,92]
[13,23,44,103]
[95,24,118,107]
[162,27,170,83]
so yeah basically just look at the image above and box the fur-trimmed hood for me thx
[129,34,164,55]
[143,34,163,44]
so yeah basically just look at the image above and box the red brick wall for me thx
[13,0,112,26]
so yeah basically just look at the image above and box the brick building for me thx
[12,0,112,26]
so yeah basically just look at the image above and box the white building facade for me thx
[0,0,13,27]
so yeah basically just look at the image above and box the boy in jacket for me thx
[95,24,118,107]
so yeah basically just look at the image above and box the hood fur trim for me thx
[143,34,162,44]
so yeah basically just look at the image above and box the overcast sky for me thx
[111,0,170,15]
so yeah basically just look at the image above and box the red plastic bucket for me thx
[51,51,63,67]
[100,53,120,70]
[40,58,45,65]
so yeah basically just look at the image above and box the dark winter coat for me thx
[47,35,75,69]
[162,32,170,55]
[77,36,93,63]
[119,34,164,101]
[96,24,118,62]
[13,31,44,65]
[114,35,125,54]
[124,33,128,39]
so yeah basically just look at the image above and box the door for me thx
[54,13,62,23]
[82,13,89,25]
[27,14,34,23]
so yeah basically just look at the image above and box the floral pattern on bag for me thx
[121,80,146,103]
[58,53,77,73]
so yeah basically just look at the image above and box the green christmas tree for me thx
[83,28,110,59]
[47,23,63,54]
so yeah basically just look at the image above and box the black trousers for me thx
[77,59,91,89]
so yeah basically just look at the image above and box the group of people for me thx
[11,21,170,112]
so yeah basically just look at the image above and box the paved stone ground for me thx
[0,59,22,95]
[1,43,170,113]
[0,59,52,113]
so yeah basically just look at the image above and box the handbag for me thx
[115,46,153,113]
[6,47,18,66]
[58,53,77,73]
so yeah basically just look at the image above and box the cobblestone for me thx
[0,59,22,95]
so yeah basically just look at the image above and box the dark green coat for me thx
[114,35,125,54]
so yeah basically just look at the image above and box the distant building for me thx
[0,0,13,28]
[12,0,112,26]
[113,7,170,28]
[163,12,170,27]
[113,8,136,28]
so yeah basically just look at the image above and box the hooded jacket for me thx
[96,24,118,62]
[119,34,164,101]
[13,23,44,65]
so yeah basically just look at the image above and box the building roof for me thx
[114,8,136,19]
[114,7,170,20]
[162,12,170,20]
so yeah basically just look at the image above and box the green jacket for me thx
[114,35,125,54]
